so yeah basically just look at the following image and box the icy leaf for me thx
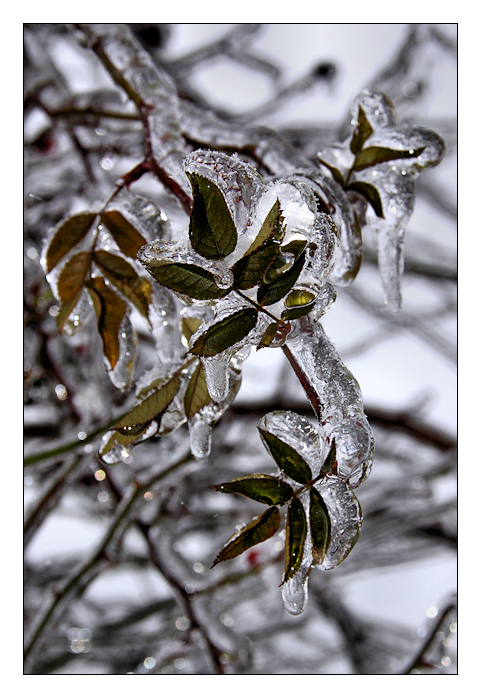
[317,158,345,187]
[349,105,373,155]
[93,250,151,318]
[188,173,237,260]
[99,422,154,461]
[243,199,283,255]
[232,241,280,290]
[113,374,181,428]
[183,361,211,419]
[86,277,127,370]
[315,479,362,571]
[347,181,384,218]
[142,260,231,301]
[101,209,147,259]
[319,440,337,479]
[352,145,425,172]
[257,251,306,306]
[258,428,312,485]
[280,238,307,259]
[309,488,331,564]
[281,288,316,320]
[212,506,281,568]
[257,322,279,349]
[56,251,91,331]
[45,212,96,273]
[189,308,258,357]
[283,497,307,583]
[213,475,293,506]
[181,316,203,343]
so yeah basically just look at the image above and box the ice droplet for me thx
[201,356,230,403]
[282,565,309,615]
[188,414,212,460]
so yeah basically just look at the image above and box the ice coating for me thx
[188,413,212,460]
[184,149,265,237]
[258,410,364,613]
[281,562,310,616]
[148,285,183,363]
[315,478,362,571]
[111,189,171,243]
[200,356,230,403]
[106,312,136,391]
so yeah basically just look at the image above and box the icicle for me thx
[108,313,136,391]
[188,413,212,460]
[201,356,230,403]
[148,285,182,363]
[282,564,310,616]
[315,478,362,571]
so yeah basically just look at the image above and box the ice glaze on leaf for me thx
[181,316,203,343]
[189,308,258,357]
[86,277,127,370]
[352,145,425,172]
[257,322,279,350]
[184,361,211,419]
[93,250,151,317]
[319,440,337,479]
[56,251,91,331]
[188,173,237,259]
[258,428,312,485]
[45,212,96,273]
[350,105,374,155]
[232,241,280,290]
[212,506,281,567]
[257,252,306,307]
[281,289,316,320]
[213,475,294,506]
[317,158,345,186]
[284,497,307,583]
[244,199,283,256]
[144,261,231,300]
[101,209,147,259]
[309,488,331,564]
[113,374,181,429]
[347,181,384,218]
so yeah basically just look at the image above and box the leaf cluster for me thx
[44,207,151,378]
[319,105,426,219]
[141,172,316,358]
[211,432,337,584]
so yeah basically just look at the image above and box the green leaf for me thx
[189,308,258,357]
[280,239,307,259]
[86,276,127,370]
[257,252,306,307]
[232,241,280,290]
[284,497,307,583]
[281,288,317,321]
[350,105,373,155]
[352,145,426,172]
[101,209,147,259]
[211,506,281,567]
[309,488,331,564]
[347,181,384,218]
[244,199,283,256]
[142,261,230,301]
[257,322,279,350]
[213,475,294,506]
[45,212,96,273]
[56,251,91,331]
[181,316,203,343]
[318,158,345,186]
[258,429,312,485]
[183,361,211,419]
[319,440,337,479]
[93,250,152,317]
[113,374,181,429]
[188,173,237,260]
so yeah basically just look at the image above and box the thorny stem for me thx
[23,452,193,672]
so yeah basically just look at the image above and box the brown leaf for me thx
[86,276,127,370]
[101,209,147,259]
